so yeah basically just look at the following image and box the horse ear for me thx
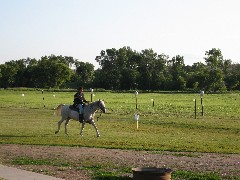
[98,99,100,101]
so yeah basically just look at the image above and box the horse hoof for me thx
[97,134,100,137]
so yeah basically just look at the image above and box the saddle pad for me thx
[69,105,79,112]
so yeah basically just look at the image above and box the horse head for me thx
[98,99,106,113]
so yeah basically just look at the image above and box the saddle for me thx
[69,104,90,124]
[69,105,79,112]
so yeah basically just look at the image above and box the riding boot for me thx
[79,114,83,123]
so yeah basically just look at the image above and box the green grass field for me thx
[0,89,239,154]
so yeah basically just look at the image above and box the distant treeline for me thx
[0,47,240,92]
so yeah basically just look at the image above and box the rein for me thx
[96,100,105,121]
[86,100,105,121]
[97,113,102,121]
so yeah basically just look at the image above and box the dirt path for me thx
[0,144,239,179]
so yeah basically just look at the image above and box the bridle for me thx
[97,100,106,112]
[97,100,106,121]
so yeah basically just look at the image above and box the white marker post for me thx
[134,114,140,129]
[151,98,154,113]
[42,90,45,108]
[90,88,94,102]
[151,99,154,107]
[134,91,139,129]
[135,91,138,110]
[22,94,25,105]
[200,90,204,116]
[193,99,196,119]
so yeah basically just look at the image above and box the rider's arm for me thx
[81,93,88,103]
[73,93,80,103]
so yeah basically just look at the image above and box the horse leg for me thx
[90,120,100,137]
[55,117,65,134]
[64,118,70,135]
[80,122,85,136]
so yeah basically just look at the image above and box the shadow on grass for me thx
[0,134,35,138]
[93,176,132,180]
[0,133,54,139]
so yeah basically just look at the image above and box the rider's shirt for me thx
[73,92,86,105]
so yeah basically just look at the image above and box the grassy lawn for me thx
[1,89,240,179]
[0,89,239,154]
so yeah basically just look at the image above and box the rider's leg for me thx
[79,104,84,123]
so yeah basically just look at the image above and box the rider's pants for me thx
[79,104,83,114]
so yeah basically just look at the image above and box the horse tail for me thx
[55,104,63,116]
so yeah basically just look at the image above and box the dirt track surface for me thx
[0,144,239,180]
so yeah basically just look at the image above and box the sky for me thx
[1,0,240,69]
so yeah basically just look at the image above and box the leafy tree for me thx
[14,59,30,87]
[206,68,226,92]
[1,47,240,91]
[0,61,19,88]
[75,62,95,87]
[0,64,6,87]
[137,49,158,90]
[118,47,139,90]
[185,62,207,91]
[30,56,71,88]
[150,53,168,90]
[205,48,223,68]
[167,55,186,90]
[224,64,240,90]
[204,48,226,92]
[23,58,38,87]
[92,69,104,89]
[96,48,126,90]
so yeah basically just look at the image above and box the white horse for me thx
[55,100,106,137]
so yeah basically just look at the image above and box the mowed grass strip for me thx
[0,90,239,153]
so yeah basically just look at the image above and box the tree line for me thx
[0,47,240,92]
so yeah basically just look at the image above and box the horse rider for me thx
[73,87,88,122]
